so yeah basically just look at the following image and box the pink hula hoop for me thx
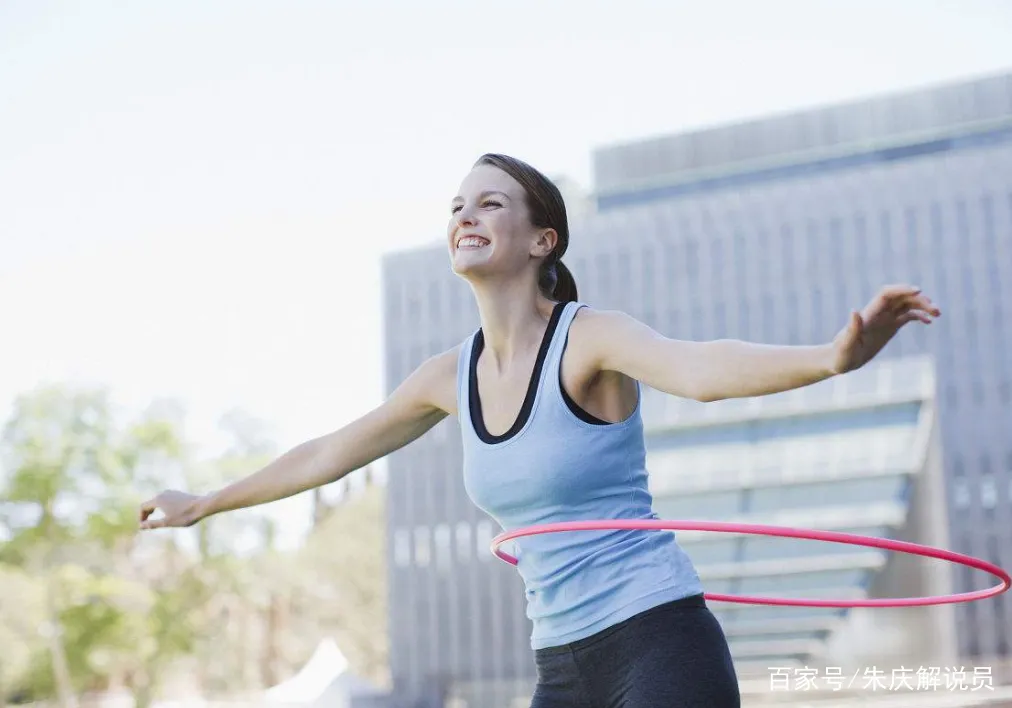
[490,520,1010,608]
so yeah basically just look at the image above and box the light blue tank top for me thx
[457,301,704,650]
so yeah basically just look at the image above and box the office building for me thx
[379,71,1012,707]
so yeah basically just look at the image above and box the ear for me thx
[529,228,558,259]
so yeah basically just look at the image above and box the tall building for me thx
[379,71,1012,707]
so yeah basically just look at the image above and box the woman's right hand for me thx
[139,490,205,530]
[134,348,458,532]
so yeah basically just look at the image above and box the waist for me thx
[535,593,707,656]
[521,530,704,649]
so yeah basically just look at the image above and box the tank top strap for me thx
[456,330,479,434]
[542,301,587,394]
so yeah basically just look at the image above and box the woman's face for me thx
[447,164,552,280]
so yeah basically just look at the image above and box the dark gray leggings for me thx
[530,594,741,708]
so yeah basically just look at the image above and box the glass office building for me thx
[379,71,1012,707]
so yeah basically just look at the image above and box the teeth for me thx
[458,237,488,248]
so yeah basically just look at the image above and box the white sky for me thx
[3,0,1012,547]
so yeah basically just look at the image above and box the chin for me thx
[449,248,494,277]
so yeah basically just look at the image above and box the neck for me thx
[471,276,554,369]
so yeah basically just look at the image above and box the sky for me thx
[2,0,1012,547]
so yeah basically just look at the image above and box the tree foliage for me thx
[0,384,388,706]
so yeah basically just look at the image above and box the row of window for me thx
[387,276,1009,347]
[393,520,500,569]
[597,122,1012,207]
[390,478,1010,572]
[951,474,1012,511]
[385,189,1012,333]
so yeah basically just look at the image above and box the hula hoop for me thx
[490,520,1011,608]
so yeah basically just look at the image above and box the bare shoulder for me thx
[566,306,674,385]
[396,344,460,416]
[569,306,637,336]
[568,307,659,363]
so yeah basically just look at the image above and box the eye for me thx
[450,205,462,214]
[482,200,502,209]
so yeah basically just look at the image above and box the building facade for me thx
[379,71,1012,707]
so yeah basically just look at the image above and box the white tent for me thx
[263,638,373,707]
[148,638,384,708]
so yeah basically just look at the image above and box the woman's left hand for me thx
[830,284,941,375]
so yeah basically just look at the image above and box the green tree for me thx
[0,384,196,707]
[294,484,388,688]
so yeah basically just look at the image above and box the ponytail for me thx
[552,260,578,303]
[538,258,579,303]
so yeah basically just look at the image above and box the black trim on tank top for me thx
[469,302,567,444]
[560,372,609,425]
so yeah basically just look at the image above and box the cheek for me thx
[487,212,525,246]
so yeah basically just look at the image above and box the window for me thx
[691,305,705,339]
[455,522,471,562]
[963,265,976,307]
[710,237,724,280]
[880,211,893,260]
[595,253,611,295]
[827,218,843,268]
[666,310,680,338]
[733,230,747,281]
[714,302,726,339]
[684,239,700,285]
[761,294,774,342]
[394,528,411,567]
[617,251,631,286]
[853,213,868,263]
[414,526,431,567]
[428,282,441,322]
[929,203,944,250]
[953,479,971,509]
[388,285,402,320]
[904,207,918,259]
[434,524,452,571]
[980,475,997,510]
[780,225,793,271]
[475,520,494,562]
[642,249,655,308]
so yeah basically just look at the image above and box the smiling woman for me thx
[139,151,940,708]
[451,154,579,305]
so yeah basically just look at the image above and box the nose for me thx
[455,204,478,228]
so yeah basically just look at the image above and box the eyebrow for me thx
[451,190,511,204]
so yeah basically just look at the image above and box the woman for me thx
[140,153,939,707]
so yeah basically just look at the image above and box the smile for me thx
[457,235,490,249]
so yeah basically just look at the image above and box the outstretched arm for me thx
[139,347,459,529]
[581,284,939,403]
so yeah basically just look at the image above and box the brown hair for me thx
[474,153,578,303]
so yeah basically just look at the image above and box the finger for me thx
[888,294,939,320]
[139,500,158,522]
[877,285,920,311]
[139,518,166,530]
[898,310,933,325]
[880,283,921,299]
[849,310,863,331]
[911,295,941,317]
